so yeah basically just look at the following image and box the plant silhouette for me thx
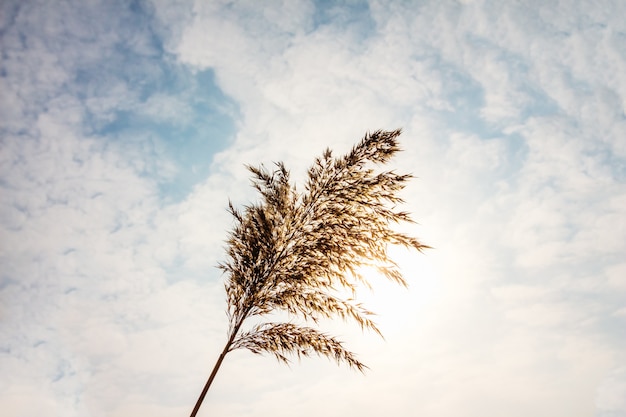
[189,129,429,416]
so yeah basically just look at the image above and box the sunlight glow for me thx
[354,247,440,335]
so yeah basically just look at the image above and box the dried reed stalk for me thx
[189,129,428,416]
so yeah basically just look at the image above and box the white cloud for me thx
[130,0,626,414]
[596,367,626,417]
[2,0,626,416]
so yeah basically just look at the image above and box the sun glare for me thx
[353,247,439,335]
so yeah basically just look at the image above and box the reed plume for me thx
[189,129,429,416]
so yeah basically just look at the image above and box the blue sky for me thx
[1,0,625,416]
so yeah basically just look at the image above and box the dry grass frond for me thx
[219,129,429,369]
[230,323,367,371]
[189,130,430,416]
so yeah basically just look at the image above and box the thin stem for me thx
[189,344,229,417]
[189,318,246,417]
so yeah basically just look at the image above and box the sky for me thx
[1,0,625,416]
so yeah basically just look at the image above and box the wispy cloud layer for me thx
[1,0,625,416]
